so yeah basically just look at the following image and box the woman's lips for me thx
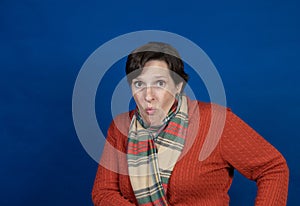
[145,108,156,115]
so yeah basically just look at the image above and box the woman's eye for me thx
[156,80,166,87]
[134,81,144,88]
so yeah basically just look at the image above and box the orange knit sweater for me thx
[92,99,289,205]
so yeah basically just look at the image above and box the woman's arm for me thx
[92,165,134,205]
[220,110,289,205]
[92,121,135,206]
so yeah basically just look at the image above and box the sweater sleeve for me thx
[92,122,135,206]
[220,110,289,205]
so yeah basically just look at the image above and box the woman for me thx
[92,42,289,205]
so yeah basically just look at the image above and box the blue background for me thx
[1,0,299,205]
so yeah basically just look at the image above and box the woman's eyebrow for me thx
[132,77,142,81]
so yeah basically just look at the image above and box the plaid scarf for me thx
[127,95,188,206]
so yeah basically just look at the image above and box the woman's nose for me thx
[145,86,154,102]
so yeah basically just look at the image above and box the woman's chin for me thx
[147,118,164,127]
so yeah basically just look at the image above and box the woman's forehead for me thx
[135,66,171,80]
[144,59,168,68]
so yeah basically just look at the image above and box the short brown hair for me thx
[125,42,189,92]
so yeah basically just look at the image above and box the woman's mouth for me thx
[145,108,156,115]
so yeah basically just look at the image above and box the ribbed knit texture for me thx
[92,99,289,205]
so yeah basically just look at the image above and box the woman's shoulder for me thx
[109,110,134,136]
[113,110,134,124]
[187,97,231,115]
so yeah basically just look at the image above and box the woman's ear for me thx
[176,82,183,93]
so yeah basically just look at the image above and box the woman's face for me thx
[131,60,183,126]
